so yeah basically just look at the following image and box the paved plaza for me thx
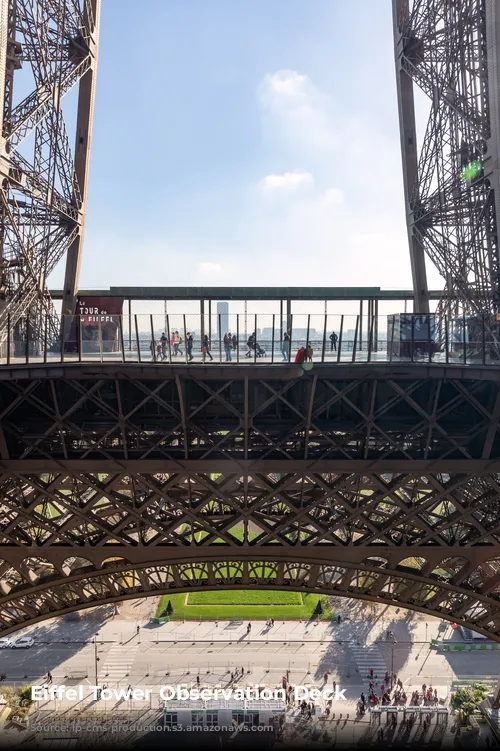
[0,599,497,708]
[0,599,497,747]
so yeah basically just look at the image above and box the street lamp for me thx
[94,634,100,685]
[388,631,397,690]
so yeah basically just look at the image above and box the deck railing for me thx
[3,312,500,366]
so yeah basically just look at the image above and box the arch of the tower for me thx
[1,549,500,638]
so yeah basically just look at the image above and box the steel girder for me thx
[0,367,498,634]
[0,0,100,336]
[393,0,500,315]
[0,366,498,462]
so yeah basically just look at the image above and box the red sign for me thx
[77,296,123,325]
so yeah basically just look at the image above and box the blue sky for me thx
[56,0,441,291]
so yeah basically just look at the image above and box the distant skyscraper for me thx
[217,301,229,335]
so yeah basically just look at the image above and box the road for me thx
[2,603,499,692]
[1,634,498,694]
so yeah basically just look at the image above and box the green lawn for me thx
[188,591,301,605]
[156,591,331,620]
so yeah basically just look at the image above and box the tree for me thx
[450,684,487,726]
[16,685,34,708]
[166,600,174,616]
[0,685,34,724]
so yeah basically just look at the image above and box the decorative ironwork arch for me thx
[1,551,500,638]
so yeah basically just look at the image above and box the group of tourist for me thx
[152,332,212,362]
[150,331,339,363]
[358,669,441,715]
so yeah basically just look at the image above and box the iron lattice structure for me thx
[0,0,99,339]
[393,0,500,316]
[1,365,500,636]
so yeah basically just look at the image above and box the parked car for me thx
[0,638,10,649]
[10,636,34,649]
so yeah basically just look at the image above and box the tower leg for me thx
[393,0,430,314]
[62,0,101,316]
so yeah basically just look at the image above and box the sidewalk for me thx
[23,614,447,644]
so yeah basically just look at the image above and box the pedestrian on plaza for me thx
[196,675,200,685]
[370,668,374,679]
[230,672,234,681]
[232,334,237,351]
[47,670,52,683]
[186,332,193,361]
[202,334,213,362]
[282,331,290,361]
[246,333,255,357]
[224,332,232,362]
[337,614,341,624]
[333,680,337,691]
[385,671,389,684]
[306,344,313,362]
[271,618,274,626]
[241,667,244,675]
[160,332,167,360]
[329,331,338,352]
[136,625,140,636]
[295,346,306,363]
[324,673,328,684]
[247,623,251,633]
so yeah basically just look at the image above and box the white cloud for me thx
[197,262,222,274]
[258,69,336,153]
[260,171,313,191]
[320,188,344,206]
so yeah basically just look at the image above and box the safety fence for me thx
[3,311,500,365]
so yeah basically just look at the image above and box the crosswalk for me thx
[349,643,387,679]
[98,644,139,683]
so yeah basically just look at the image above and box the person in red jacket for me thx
[295,347,306,363]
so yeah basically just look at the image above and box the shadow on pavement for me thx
[0,604,116,682]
